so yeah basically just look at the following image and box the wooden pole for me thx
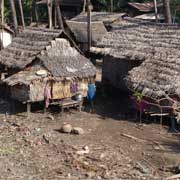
[34,0,39,25]
[9,0,18,33]
[18,0,25,28]
[154,0,158,23]
[54,6,57,27]
[83,0,87,13]
[27,102,31,119]
[55,0,64,30]
[1,0,4,25]
[163,0,172,23]
[47,0,53,29]
[87,0,91,55]
[110,0,113,12]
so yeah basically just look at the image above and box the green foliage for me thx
[133,91,143,102]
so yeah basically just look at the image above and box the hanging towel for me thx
[44,86,52,108]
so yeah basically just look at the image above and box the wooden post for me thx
[55,0,64,30]
[33,0,39,25]
[83,0,87,13]
[163,0,172,23]
[54,6,57,27]
[87,0,92,56]
[47,0,53,29]
[1,0,4,25]
[154,0,158,23]
[9,0,18,33]
[18,0,25,28]
[27,102,31,118]
[110,0,113,12]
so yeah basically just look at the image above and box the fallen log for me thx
[164,173,180,180]
[121,133,146,143]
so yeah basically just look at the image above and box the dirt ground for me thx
[0,93,180,180]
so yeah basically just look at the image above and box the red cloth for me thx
[44,86,51,108]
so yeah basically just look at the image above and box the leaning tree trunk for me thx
[18,0,25,28]
[163,0,172,23]
[9,0,18,32]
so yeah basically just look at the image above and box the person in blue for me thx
[87,80,96,113]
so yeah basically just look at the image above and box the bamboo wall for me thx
[10,78,91,103]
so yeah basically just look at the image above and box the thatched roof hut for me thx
[66,12,126,52]
[105,19,180,101]
[66,20,107,44]
[91,18,180,93]
[1,28,96,104]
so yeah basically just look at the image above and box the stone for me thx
[71,127,84,135]
[61,123,72,133]
[47,115,55,121]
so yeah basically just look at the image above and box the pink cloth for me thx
[133,99,147,112]
[44,86,51,108]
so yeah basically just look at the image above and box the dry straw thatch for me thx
[92,18,180,100]
[3,28,96,86]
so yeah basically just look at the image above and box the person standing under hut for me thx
[87,80,96,113]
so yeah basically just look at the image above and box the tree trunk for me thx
[163,0,172,23]
[87,0,91,56]
[55,0,64,30]
[18,0,25,28]
[1,0,4,25]
[9,0,18,32]
[47,0,53,29]
[110,0,113,12]
[83,0,87,13]
[154,0,158,23]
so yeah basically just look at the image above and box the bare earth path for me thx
[0,96,179,180]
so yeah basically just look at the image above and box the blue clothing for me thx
[87,83,95,100]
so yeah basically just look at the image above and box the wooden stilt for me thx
[79,101,83,112]
[170,117,176,132]
[27,102,31,118]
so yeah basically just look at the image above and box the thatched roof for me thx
[91,18,180,61]
[121,22,180,99]
[135,13,164,21]
[0,28,64,69]
[39,38,96,78]
[4,38,96,86]
[71,12,126,25]
[128,1,163,12]
[66,20,107,44]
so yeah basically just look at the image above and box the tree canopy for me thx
[3,0,180,25]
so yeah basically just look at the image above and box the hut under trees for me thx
[0,28,96,114]
[66,12,126,53]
